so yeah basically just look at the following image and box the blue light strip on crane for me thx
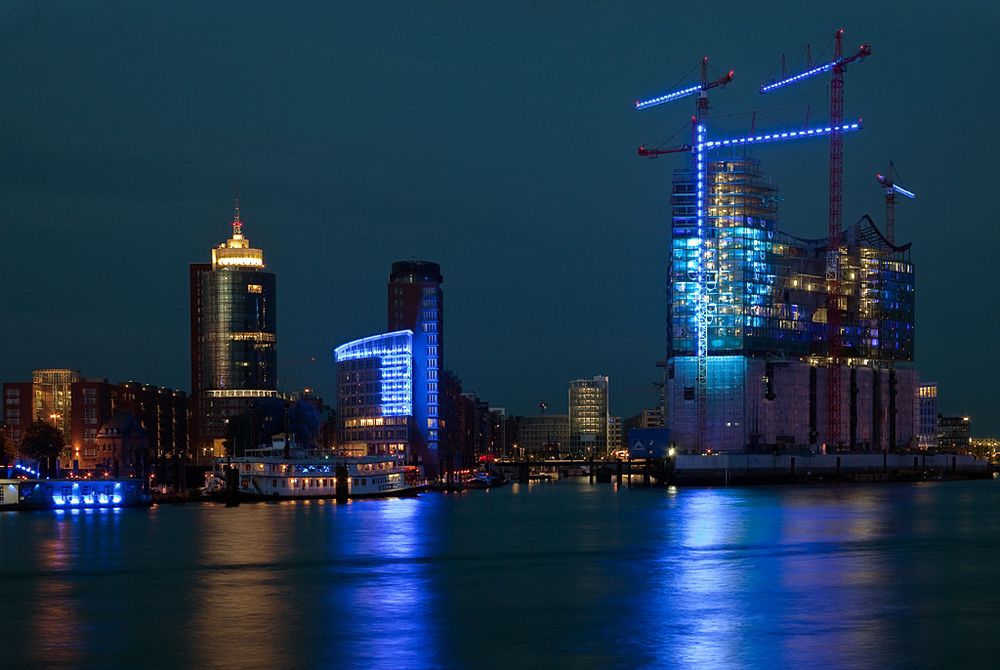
[892,184,916,199]
[704,122,861,149]
[635,84,703,110]
[760,61,836,93]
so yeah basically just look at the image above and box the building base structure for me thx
[667,356,916,453]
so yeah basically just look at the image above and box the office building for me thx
[917,383,939,450]
[190,201,277,458]
[335,331,414,463]
[387,260,444,476]
[938,415,971,452]
[569,375,609,456]
[516,414,570,456]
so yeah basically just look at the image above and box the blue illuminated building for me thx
[335,330,432,469]
[665,154,916,452]
[333,260,446,478]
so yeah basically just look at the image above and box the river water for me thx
[1,478,998,669]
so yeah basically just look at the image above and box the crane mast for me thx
[635,57,732,452]
[759,29,871,451]
[876,164,915,244]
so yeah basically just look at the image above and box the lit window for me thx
[247,284,263,294]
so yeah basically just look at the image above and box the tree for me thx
[20,419,65,477]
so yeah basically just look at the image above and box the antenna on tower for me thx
[233,187,243,237]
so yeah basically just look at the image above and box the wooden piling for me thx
[335,464,349,504]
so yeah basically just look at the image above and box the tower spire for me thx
[232,189,242,238]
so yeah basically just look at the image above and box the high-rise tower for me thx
[190,200,278,458]
[387,260,444,476]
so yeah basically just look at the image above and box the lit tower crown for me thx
[211,196,265,269]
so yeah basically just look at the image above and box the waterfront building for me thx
[489,407,507,458]
[664,158,917,452]
[190,201,277,459]
[516,414,570,456]
[624,408,665,438]
[334,330,417,466]
[608,416,623,455]
[93,410,150,478]
[443,371,472,473]
[938,415,971,452]
[1,370,81,457]
[917,383,939,450]
[569,376,609,456]
[3,374,188,475]
[112,382,189,475]
[3,382,35,449]
[387,260,444,477]
[3,370,81,466]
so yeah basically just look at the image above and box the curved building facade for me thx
[334,331,414,464]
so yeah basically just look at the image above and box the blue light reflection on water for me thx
[1,480,999,669]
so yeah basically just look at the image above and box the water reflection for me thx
[335,498,441,669]
[2,481,998,669]
[24,520,83,667]
[185,505,298,669]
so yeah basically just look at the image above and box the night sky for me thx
[1,1,997,432]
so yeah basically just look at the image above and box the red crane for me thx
[636,56,734,159]
[760,29,872,450]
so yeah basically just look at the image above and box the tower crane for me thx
[635,57,733,452]
[759,29,872,450]
[875,163,915,244]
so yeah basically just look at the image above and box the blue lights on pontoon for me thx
[49,482,124,507]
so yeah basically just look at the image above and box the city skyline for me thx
[1,2,997,431]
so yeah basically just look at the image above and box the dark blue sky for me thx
[1,1,997,432]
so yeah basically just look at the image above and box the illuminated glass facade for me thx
[335,331,420,465]
[31,369,80,449]
[190,207,277,454]
[568,375,609,456]
[667,157,916,452]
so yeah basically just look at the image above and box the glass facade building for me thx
[666,157,917,452]
[335,330,428,467]
[190,205,277,457]
[568,375,609,456]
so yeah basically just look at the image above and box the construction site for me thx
[637,30,920,454]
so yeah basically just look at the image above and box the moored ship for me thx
[208,443,427,500]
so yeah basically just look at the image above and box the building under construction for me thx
[665,157,916,452]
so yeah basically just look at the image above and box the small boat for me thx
[464,471,507,489]
[465,472,493,489]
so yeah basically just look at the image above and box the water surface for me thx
[2,479,998,669]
